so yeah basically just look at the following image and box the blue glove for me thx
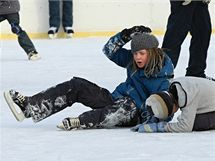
[140,110,159,124]
[131,122,167,133]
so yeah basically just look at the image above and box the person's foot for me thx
[64,27,74,38]
[57,117,81,130]
[48,27,58,39]
[28,51,41,60]
[4,90,30,121]
[9,90,27,110]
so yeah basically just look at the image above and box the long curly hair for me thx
[132,48,165,77]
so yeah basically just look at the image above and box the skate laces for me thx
[62,117,80,130]
[9,90,26,108]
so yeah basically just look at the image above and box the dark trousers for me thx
[27,77,139,128]
[0,13,36,54]
[193,111,215,131]
[48,0,73,29]
[162,1,211,77]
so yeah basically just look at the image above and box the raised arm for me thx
[102,26,151,68]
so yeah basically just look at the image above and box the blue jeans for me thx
[48,0,73,29]
[0,13,36,54]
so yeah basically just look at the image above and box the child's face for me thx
[133,49,148,68]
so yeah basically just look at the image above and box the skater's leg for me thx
[62,0,74,37]
[48,0,60,28]
[62,0,73,28]
[162,1,194,67]
[186,3,212,77]
[25,77,113,122]
[58,97,140,130]
[7,13,38,55]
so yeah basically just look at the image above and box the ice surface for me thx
[0,36,215,161]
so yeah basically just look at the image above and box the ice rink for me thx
[1,35,215,161]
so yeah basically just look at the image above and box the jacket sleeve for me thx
[102,32,133,68]
[165,104,198,132]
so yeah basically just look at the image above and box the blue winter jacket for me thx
[103,32,174,111]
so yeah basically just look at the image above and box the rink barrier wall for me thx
[0,30,215,40]
[0,30,167,39]
[0,0,214,39]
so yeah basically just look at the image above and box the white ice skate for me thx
[28,51,41,61]
[57,117,81,131]
[64,27,74,38]
[3,90,26,122]
[48,27,58,39]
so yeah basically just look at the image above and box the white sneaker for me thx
[28,51,41,61]
[48,27,58,39]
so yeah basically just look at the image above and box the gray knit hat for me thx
[131,33,159,53]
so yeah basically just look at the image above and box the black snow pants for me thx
[162,1,211,77]
[26,77,139,128]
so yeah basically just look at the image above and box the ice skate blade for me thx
[48,33,57,39]
[66,33,73,38]
[57,123,66,130]
[56,123,78,131]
